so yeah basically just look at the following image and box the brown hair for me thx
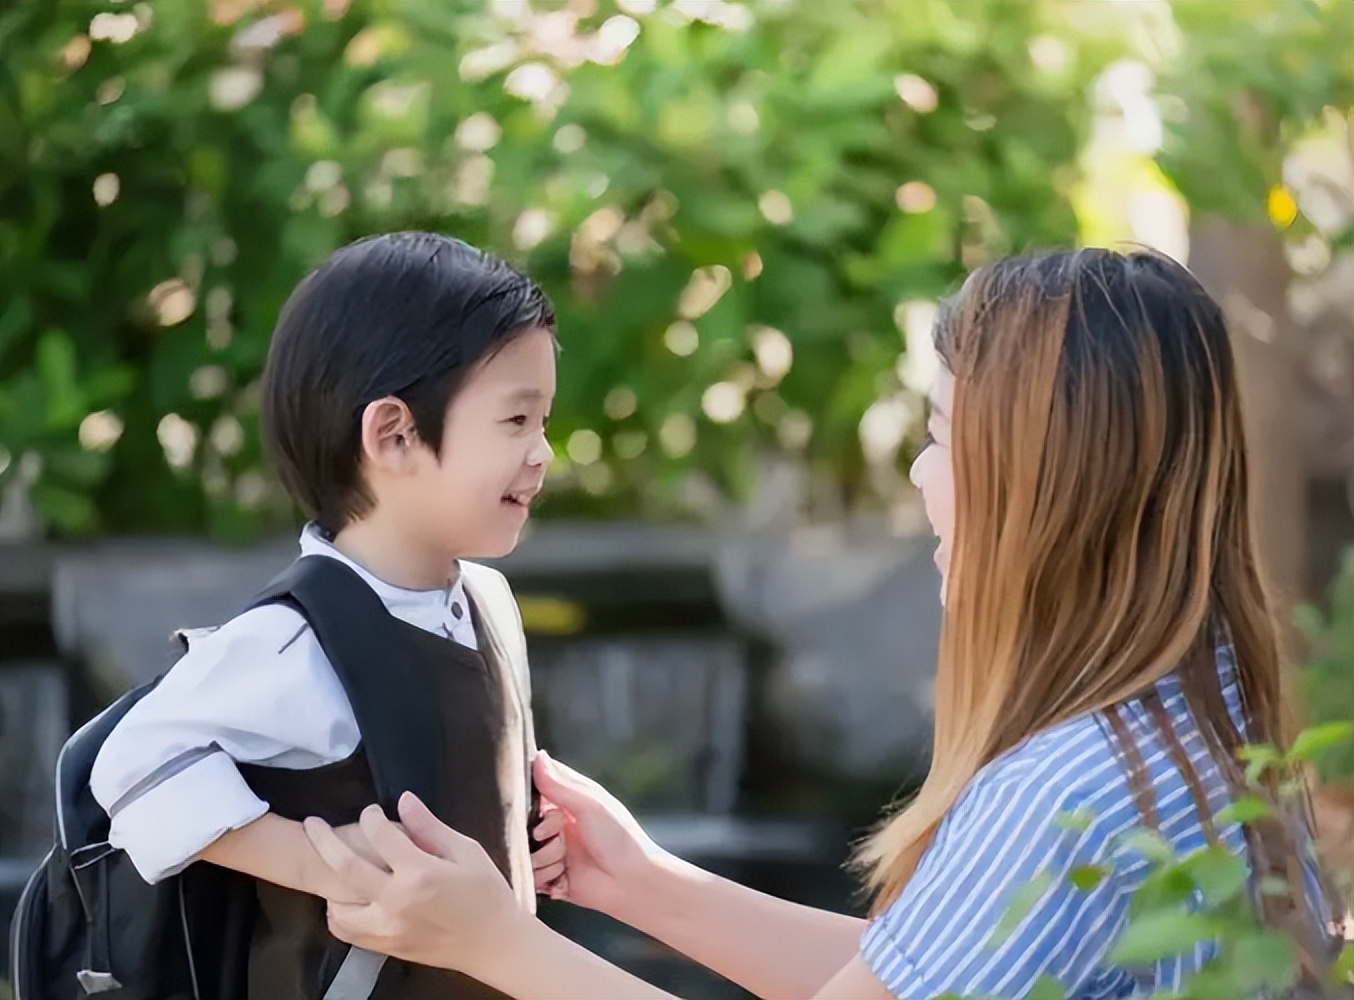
[857,249,1338,977]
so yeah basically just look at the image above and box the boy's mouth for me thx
[502,490,537,509]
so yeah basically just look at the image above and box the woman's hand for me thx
[303,793,525,976]
[529,751,671,920]
[334,820,395,871]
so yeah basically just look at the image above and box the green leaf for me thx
[990,871,1054,945]
[1053,808,1095,834]
[1239,744,1281,787]
[29,476,98,533]
[1133,865,1196,913]
[1228,930,1298,994]
[807,31,893,95]
[34,328,84,428]
[1028,975,1066,1000]
[0,293,33,358]
[1215,795,1271,826]
[1109,912,1225,966]
[1180,962,1244,1000]
[877,211,952,267]
[1288,721,1354,763]
[1330,940,1354,989]
[38,262,89,300]
[1069,865,1107,892]
[1116,829,1176,867]
[1237,743,1280,766]
[43,445,110,487]
[1182,846,1248,908]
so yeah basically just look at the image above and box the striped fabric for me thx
[861,649,1273,999]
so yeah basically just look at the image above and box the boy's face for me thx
[408,326,557,560]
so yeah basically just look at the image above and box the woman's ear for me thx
[359,397,420,473]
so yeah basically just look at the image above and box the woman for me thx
[304,249,1342,999]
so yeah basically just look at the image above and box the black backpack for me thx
[9,555,452,1000]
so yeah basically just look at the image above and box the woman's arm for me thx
[463,912,888,1000]
[529,753,863,998]
[610,851,864,999]
[466,919,674,1000]
[305,799,889,1000]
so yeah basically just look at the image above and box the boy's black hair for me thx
[260,232,556,536]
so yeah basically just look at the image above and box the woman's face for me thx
[910,368,955,603]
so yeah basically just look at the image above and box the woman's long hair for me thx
[857,249,1337,974]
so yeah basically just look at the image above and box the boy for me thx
[90,232,556,999]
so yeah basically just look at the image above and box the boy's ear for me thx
[359,397,421,472]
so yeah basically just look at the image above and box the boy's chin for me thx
[459,526,527,561]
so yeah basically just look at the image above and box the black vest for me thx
[232,557,529,1000]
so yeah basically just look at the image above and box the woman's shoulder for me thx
[969,711,1120,798]
[940,713,1127,852]
[950,663,1240,856]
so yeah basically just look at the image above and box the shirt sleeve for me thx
[860,774,1130,1000]
[89,603,360,884]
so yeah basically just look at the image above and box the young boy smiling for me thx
[91,232,555,999]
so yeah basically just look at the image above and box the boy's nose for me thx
[530,432,555,466]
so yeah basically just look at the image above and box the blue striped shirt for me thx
[862,653,1260,999]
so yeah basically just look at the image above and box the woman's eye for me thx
[922,431,936,448]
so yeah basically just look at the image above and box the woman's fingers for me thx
[304,817,389,902]
[354,803,434,874]
[334,821,394,872]
[325,899,397,954]
[531,807,565,847]
[531,830,566,870]
[531,751,605,815]
[531,808,568,894]
[533,858,565,888]
[396,792,474,860]
[547,873,568,900]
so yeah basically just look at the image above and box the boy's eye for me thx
[507,415,528,427]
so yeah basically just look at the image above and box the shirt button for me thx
[451,602,464,619]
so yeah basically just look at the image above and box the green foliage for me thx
[1297,549,1354,785]
[0,1,1349,541]
[980,783,1352,1000]
[1147,0,1354,221]
[0,0,1105,539]
[983,688,1354,1000]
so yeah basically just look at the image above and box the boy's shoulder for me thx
[173,600,313,664]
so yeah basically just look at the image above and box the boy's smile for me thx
[334,326,557,589]
[427,326,557,557]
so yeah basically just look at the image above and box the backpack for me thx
[8,554,471,1000]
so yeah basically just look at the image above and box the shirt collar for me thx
[297,523,471,633]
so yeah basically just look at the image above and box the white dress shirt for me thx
[89,524,479,884]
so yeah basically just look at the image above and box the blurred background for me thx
[0,0,1350,995]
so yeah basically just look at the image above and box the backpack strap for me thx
[460,563,536,757]
[249,555,439,819]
